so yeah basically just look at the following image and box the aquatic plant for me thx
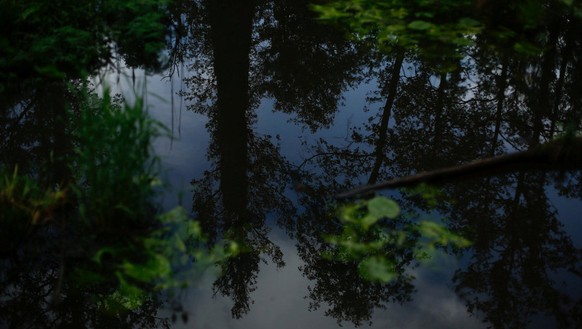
[0,86,234,325]
[326,196,470,283]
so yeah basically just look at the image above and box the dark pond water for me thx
[2,1,582,328]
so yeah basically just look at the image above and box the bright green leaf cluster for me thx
[312,0,482,54]
[325,196,409,282]
[0,0,170,92]
[312,0,582,58]
[86,206,236,312]
[326,195,471,283]
[418,220,472,249]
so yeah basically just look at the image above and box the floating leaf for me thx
[93,247,118,264]
[339,204,360,223]
[367,196,400,219]
[418,221,471,248]
[358,256,397,283]
[359,214,378,230]
[122,254,171,282]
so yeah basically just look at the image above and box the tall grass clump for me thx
[71,86,163,232]
[1,85,234,323]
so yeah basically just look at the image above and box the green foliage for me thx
[70,84,163,229]
[312,0,582,57]
[326,196,470,283]
[84,207,236,312]
[417,220,471,250]
[0,0,170,91]
[0,167,66,223]
[312,0,482,54]
[358,256,397,283]
[367,196,400,219]
[404,183,446,208]
[0,167,66,253]
[1,85,237,316]
[65,86,237,311]
[324,196,410,282]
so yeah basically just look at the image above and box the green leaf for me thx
[457,17,481,27]
[339,204,360,223]
[514,42,540,55]
[358,256,397,283]
[408,20,433,30]
[360,214,379,230]
[93,247,118,264]
[172,234,187,252]
[21,5,41,20]
[367,196,400,219]
[122,254,171,282]
[418,221,471,248]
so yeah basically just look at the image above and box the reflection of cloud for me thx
[174,227,484,329]
[379,267,484,329]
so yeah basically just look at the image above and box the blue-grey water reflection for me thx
[121,48,581,327]
[2,0,582,327]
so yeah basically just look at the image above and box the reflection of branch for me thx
[296,149,374,170]
[498,131,525,152]
[337,136,582,199]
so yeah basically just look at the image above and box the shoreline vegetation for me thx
[0,82,235,326]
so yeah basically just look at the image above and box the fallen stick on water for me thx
[336,136,582,199]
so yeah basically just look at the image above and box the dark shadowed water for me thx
[2,0,582,328]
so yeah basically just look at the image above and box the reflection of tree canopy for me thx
[192,132,295,243]
[0,228,169,329]
[290,6,582,327]
[189,89,294,319]
[293,189,417,326]
[170,0,369,130]
[255,0,369,130]
[0,82,72,183]
[171,0,582,325]
[0,84,173,328]
[166,0,374,319]
[179,0,293,318]
[450,172,582,329]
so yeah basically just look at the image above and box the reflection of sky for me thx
[102,66,581,329]
[101,66,380,209]
[106,67,384,209]
[97,67,212,211]
[173,226,484,329]
[547,186,582,249]
[131,70,486,328]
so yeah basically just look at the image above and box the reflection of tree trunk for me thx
[532,21,559,144]
[563,20,582,127]
[550,23,575,136]
[491,57,509,156]
[432,71,448,153]
[368,50,405,184]
[337,136,582,198]
[207,0,255,216]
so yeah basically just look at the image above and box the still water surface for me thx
[112,3,582,324]
[134,70,488,328]
[2,0,582,327]
[132,61,582,328]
